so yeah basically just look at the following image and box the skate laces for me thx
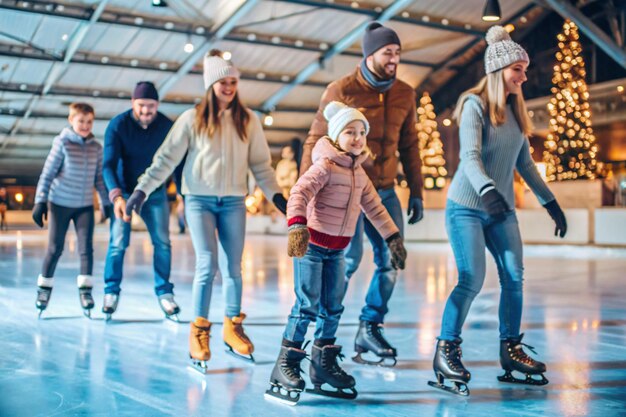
[445,343,465,371]
[511,341,538,364]
[369,323,391,348]
[160,297,178,313]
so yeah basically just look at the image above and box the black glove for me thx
[125,190,147,216]
[407,197,424,224]
[272,193,287,215]
[480,188,510,221]
[385,232,407,270]
[543,200,567,238]
[103,204,114,221]
[32,202,48,228]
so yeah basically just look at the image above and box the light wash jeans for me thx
[185,195,246,319]
[344,187,404,323]
[104,189,173,296]
[283,243,346,342]
[439,199,524,341]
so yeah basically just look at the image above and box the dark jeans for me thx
[42,203,94,277]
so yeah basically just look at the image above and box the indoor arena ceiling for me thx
[0,0,590,179]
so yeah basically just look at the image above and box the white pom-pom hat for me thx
[484,25,529,74]
[323,101,370,143]
[203,54,240,90]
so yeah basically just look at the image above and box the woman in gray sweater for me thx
[32,102,110,318]
[429,26,568,396]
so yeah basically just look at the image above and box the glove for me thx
[386,232,407,270]
[125,190,147,217]
[32,202,48,228]
[480,188,510,221]
[543,200,567,238]
[272,193,287,215]
[407,197,424,224]
[287,226,309,257]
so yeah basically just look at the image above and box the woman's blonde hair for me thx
[453,69,533,137]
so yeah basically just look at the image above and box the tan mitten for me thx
[287,226,310,257]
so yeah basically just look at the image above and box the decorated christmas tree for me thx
[543,19,598,181]
[416,92,447,189]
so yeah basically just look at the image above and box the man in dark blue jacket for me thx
[102,81,180,321]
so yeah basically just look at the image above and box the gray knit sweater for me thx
[447,95,555,210]
[35,127,109,208]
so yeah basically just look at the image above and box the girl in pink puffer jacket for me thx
[265,101,407,404]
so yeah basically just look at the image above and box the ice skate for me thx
[36,287,52,318]
[352,320,397,367]
[306,341,357,400]
[264,343,308,406]
[35,276,53,319]
[102,293,119,321]
[77,275,94,319]
[498,333,548,386]
[158,293,180,322]
[428,339,471,396]
[189,317,211,374]
[223,313,255,363]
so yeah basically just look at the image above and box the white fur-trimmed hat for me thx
[203,51,240,90]
[484,26,529,74]
[324,101,370,143]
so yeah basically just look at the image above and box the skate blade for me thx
[352,352,397,368]
[37,309,44,319]
[165,314,180,323]
[498,371,549,386]
[428,380,470,396]
[225,344,255,363]
[82,309,92,319]
[305,385,357,400]
[188,360,210,375]
[104,313,113,322]
[264,386,301,406]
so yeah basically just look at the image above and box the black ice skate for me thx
[306,342,357,400]
[36,287,52,319]
[265,344,308,406]
[428,339,471,396]
[102,293,119,321]
[498,334,548,386]
[352,320,397,367]
[78,287,95,318]
[158,293,180,322]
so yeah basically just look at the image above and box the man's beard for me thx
[372,60,396,80]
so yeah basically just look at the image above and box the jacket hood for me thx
[60,127,95,144]
[312,136,369,168]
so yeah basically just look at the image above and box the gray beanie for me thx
[362,22,401,57]
[484,26,529,74]
[324,101,370,143]
[203,54,240,90]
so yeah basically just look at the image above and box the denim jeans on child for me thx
[439,199,524,341]
[184,195,246,319]
[344,187,404,323]
[104,189,173,296]
[283,243,346,342]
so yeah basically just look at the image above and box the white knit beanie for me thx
[484,26,529,74]
[324,101,370,143]
[203,54,240,90]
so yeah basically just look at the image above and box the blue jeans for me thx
[344,187,404,323]
[184,195,246,319]
[440,199,524,341]
[104,189,173,296]
[283,243,346,342]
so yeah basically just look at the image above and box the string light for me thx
[543,20,598,182]
[415,92,447,189]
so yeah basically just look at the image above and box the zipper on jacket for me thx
[379,92,386,189]
[339,158,356,236]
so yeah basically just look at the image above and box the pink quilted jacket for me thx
[287,138,399,243]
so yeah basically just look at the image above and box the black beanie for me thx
[132,81,159,101]
[362,22,401,58]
